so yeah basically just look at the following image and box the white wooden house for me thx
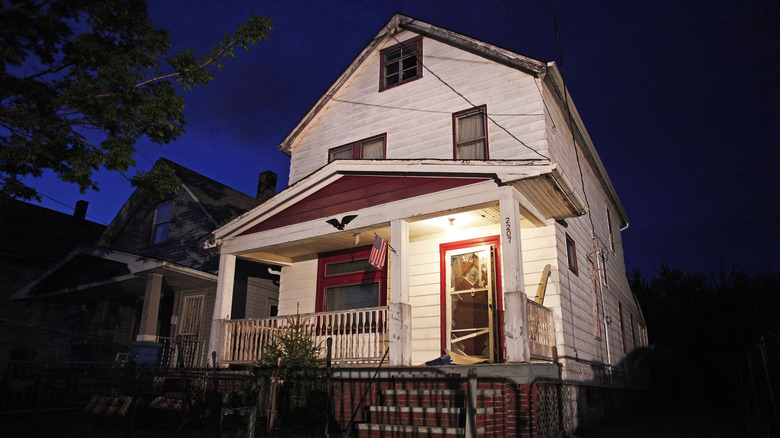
[207,14,647,434]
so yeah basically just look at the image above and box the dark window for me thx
[607,209,615,251]
[565,234,578,275]
[152,201,173,244]
[316,246,387,312]
[380,36,422,91]
[328,134,386,163]
[453,106,488,159]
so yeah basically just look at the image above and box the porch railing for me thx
[221,306,389,365]
[157,336,208,368]
[527,299,556,361]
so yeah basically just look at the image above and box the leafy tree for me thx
[0,0,271,200]
[254,313,328,433]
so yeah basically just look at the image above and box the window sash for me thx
[317,246,387,312]
[153,201,173,244]
[328,135,386,162]
[566,234,578,275]
[380,37,422,90]
[325,282,380,311]
[454,108,487,159]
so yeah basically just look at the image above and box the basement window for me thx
[380,36,422,91]
[152,201,173,244]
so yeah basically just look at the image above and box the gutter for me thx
[549,164,588,216]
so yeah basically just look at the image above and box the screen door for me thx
[444,245,496,361]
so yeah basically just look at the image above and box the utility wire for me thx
[38,192,110,225]
[333,98,542,117]
[388,32,550,160]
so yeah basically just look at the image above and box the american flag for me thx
[369,234,387,269]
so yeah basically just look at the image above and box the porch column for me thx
[136,273,163,342]
[208,253,236,367]
[499,196,531,362]
[389,219,411,365]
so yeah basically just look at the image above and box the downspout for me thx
[593,249,612,369]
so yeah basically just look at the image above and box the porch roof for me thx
[14,246,217,303]
[209,160,586,264]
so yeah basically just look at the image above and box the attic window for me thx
[328,134,386,162]
[152,201,173,244]
[454,106,488,159]
[380,36,422,91]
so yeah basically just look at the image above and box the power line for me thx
[37,192,110,225]
[332,98,542,117]
[389,33,550,160]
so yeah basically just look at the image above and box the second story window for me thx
[152,201,173,244]
[453,106,488,159]
[380,36,422,91]
[328,134,386,162]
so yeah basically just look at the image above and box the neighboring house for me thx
[0,199,106,371]
[207,14,648,434]
[14,158,279,367]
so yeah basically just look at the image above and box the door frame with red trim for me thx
[439,235,504,362]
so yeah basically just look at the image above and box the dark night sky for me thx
[23,0,780,276]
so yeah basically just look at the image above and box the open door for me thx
[441,238,502,362]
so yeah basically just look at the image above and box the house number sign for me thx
[505,217,512,243]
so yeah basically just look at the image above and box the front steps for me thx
[356,377,500,438]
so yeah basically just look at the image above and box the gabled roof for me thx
[278,13,547,156]
[99,158,260,246]
[276,13,629,227]
[159,158,261,225]
[0,199,106,263]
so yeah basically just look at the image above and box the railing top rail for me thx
[526,299,551,311]
[224,305,389,323]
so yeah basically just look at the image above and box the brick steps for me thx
[356,378,501,438]
[356,423,485,438]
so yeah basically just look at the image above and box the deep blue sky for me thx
[24,0,780,276]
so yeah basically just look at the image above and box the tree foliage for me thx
[631,264,780,368]
[0,0,271,200]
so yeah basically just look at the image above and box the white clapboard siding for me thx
[277,258,318,315]
[246,277,279,319]
[288,33,548,184]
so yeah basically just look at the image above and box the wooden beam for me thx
[534,264,551,305]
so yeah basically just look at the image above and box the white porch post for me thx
[136,273,163,342]
[499,196,530,362]
[209,253,236,367]
[389,219,411,365]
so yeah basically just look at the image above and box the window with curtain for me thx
[380,36,422,91]
[454,106,488,159]
[328,134,386,162]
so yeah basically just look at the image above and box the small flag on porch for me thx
[369,234,388,269]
